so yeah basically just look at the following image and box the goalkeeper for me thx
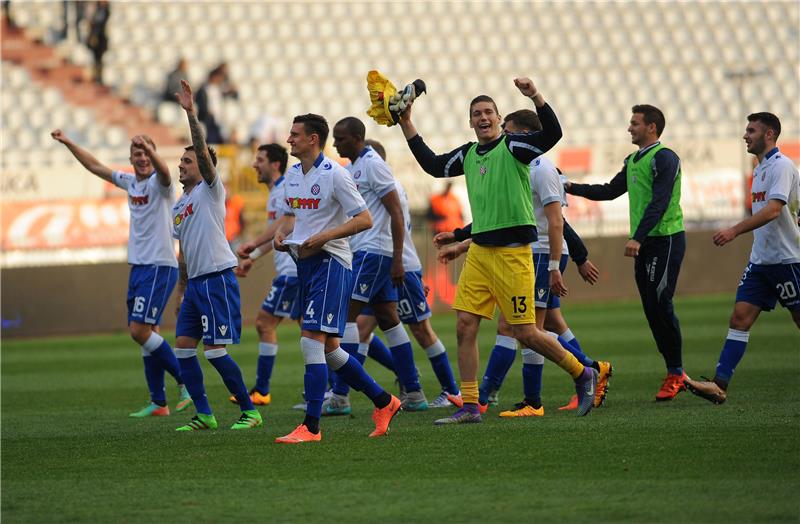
[394,77,598,424]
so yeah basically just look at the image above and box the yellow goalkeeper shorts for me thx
[452,243,536,324]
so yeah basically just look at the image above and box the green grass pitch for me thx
[2,294,798,523]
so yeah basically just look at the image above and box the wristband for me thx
[249,247,263,260]
[548,260,560,272]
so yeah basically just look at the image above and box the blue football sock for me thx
[715,329,750,382]
[522,348,545,406]
[206,349,254,411]
[142,332,183,384]
[479,335,517,404]
[255,342,278,394]
[300,337,328,419]
[334,322,360,396]
[425,340,458,395]
[304,363,328,420]
[142,353,166,405]
[368,334,396,373]
[175,348,211,415]
[385,324,420,392]
[327,348,385,402]
[556,329,594,367]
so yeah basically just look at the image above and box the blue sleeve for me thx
[631,149,681,242]
[566,161,628,201]
[407,135,472,178]
[563,219,588,265]
[504,103,563,164]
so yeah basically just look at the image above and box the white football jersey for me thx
[172,178,238,279]
[280,153,367,269]
[397,180,422,272]
[749,148,800,265]
[112,171,178,268]
[529,156,569,256]
[348,146,399,256]
[267,176,297,277]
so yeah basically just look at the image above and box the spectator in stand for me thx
[195,68,226,144]
[163,58,189,103]
[86,1,109,85]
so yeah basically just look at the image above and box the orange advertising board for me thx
[1,197,130,250]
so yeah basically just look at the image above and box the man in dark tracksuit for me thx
[566,104,687,401]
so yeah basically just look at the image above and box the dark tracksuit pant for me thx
[634,231,686,369]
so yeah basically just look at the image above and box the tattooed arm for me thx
[175,79,217,186]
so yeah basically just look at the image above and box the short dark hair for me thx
[335,116,366,141]
[747,112,781,139]
[184,144,218,166]
[469,95,499,116]
[365,139,386,161]
[258,143,288,174]
[631,104,666,137]
[503,109,542,132]
[293,113,329,146]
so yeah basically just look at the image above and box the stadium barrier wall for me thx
[2,230,751,339]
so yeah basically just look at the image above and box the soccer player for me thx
[396,77,598,424]
[324,117,428,415]
[273,113,401,443]
[565,104,687,401]
[50,129,191,417]
[685,112,800,404]
[436,109,611,417]
[171,80,261,431]
[231,143,296,406]
[354,139,460,408]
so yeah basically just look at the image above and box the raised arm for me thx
[50,129,113,183]
[175,80,216,186]
[504,77,563,163]
[131,135,171,187]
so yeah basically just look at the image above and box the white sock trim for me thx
[357,342,369,356]
[521,347,545,365]
[142,331,165,353]
[205,348,228,359]
[325,347,350,370]
[560,328,576,342]
[343,322,359,345]
[259,342,278,356]
[425,339,446,358]
[727,328,750,342]
[495,335,517,350]
[384,323,410,347]
[300,337,326,365]
[175,347,197,359]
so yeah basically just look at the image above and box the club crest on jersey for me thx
[354,170,362,179]
[130,195,149,206]
[326,313,334,324]
[173,203,194,225]
[311,184,321,195]
[286,197,321,209]
[479,165,487,176]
